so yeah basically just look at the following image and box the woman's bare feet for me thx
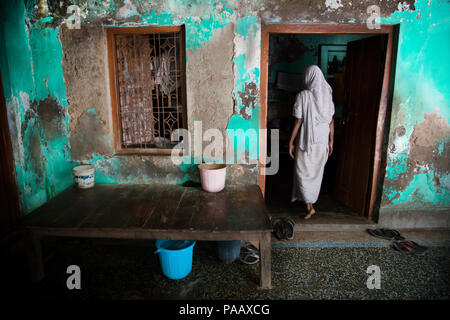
[304,203,316,220]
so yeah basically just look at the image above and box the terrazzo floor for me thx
[10,236,450,300]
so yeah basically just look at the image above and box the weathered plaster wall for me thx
[0,0,73,213]
[59,26,113,160]
[1,0,448,221]
[57,0,261,188]
[379,0,450,214]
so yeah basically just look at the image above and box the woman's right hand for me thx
[289,142,295,159]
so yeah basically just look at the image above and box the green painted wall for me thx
[0,0,448,217]
[380,0,450,209]
[0,0,73,213]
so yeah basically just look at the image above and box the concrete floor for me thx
[5,230,449,300]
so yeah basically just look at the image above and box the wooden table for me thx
[22,184,273,289]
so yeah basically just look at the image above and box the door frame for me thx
[0,72,22,236]
[259,24,399,220]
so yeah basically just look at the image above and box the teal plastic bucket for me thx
[216,240,241,263]
[155,240,196,279]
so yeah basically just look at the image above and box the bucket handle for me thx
[154,249,161,254]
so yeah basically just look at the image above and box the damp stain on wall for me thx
[384,111,450,207]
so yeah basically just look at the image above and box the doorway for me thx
[259,25,398,223]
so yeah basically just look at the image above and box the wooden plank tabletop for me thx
[22,184,272,233]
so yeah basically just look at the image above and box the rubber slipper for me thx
[367,228,401,240]
[284,217,295,229]
[283,217,295,240]
[241,242,259,254]
[392,241,426,256]
[272,218,293,240]
[272,219,285,240]
[404,240,427,251]
[399,240,428,255]
[387,229,405,241]
[367,228,405,241]
[240,252,259,265]
[392,241,414,255]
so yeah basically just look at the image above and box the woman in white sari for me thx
[289,65,335,219]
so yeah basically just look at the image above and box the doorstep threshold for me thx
[293,223,377,232]
[268,211,376,232]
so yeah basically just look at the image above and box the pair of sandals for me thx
[272,218,295,241]
[367,228,428,255]
[240,217,296,264]
[240,242,260,265]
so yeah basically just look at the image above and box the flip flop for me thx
[391,241,414,255]
[390,229,405,240]
[272,218,293,240]
[272,219,285,240]
[367,228,405,241]
[392,241,427,256]
[399,240,428,255]
[403,240,427,251]
[240,252,259,265]
[241,242,259,255]
[283,217,295,240]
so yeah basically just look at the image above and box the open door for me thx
[0,73,21,236]
[333,35,387,217]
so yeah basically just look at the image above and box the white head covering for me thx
[295,65,335,154]
[303,65,334,124]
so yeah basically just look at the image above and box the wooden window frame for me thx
[106,26,188,155]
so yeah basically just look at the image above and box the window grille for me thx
[107,27,186,154]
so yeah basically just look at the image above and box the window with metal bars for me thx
[107,26,187,154]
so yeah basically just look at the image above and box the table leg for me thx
[25,230,44,282]
[259,232,272,289]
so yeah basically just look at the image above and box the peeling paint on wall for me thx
[0,0,73,213]
[380,0,450,209]
[227,14,261,162]
[325,0,344,11]
[238,82,258,120]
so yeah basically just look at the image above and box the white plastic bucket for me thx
[73,165,95,189]
[198,164,226,193]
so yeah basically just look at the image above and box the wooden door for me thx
[0,73,21,236]
[333,35,387,216]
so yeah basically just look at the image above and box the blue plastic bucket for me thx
[155,240,196,280]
